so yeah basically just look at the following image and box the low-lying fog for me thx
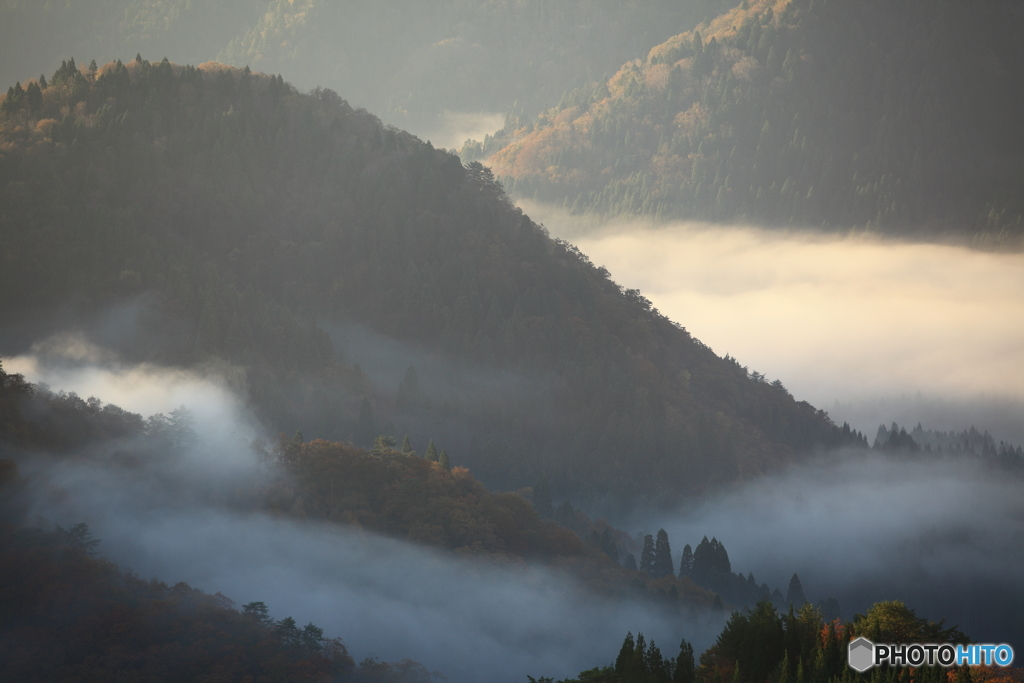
[7,204,1024,673]
[637,449,1024,649]
[519,201,1024,445]
[418,110,505,153]
[8,347,710,683]
[513,201,1024,649]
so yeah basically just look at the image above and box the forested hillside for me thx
[0,57,864,510]
[0,0,736,136]
[0,362,717,608]
[477,0,1024,243]
[532,600,979,683]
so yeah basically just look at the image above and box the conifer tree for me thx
[372,435,396,455]
[242,601,272,624]
[631,633,647,681]
[673,639,695,683]
[640,534,656,574]
[786,573,806,607]
[401,434,414,455]
[425,440,438,462]
[653,528,674,579]
[623,553,638,571]
[439,449,450,471]
[777,651,791,683]
[679,543,693,578]
[615,632,636,677]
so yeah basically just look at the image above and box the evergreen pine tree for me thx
[786,573,806,606]
[640,534,656,574]
[631,633,648,681]
[673,639,695,683]
[439,449,451,471]
[679,543,693,578]
[653,528,674,579]
[647,640,668,683]
[243,601,272,624]
[425,440,438,462]
[616,632,636,677]
[777,651,791,683]
[372,435,397,455]
[401,434,414,455]
[623,553,638,571]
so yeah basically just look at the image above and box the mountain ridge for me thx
[472,0,1024,244]
[0,56,864,512]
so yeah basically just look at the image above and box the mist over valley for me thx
[2,1,1023,680]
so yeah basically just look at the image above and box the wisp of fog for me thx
[519,201,1024,443]
[10,345,710,683]
[637,448,1024,650]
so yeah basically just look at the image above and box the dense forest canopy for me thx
[0,56,865,510]
[531,600,982,683]
[475,0,1024,243]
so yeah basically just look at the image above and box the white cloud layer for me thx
[520,201,1024,441]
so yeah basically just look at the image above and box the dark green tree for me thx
[679,543,693,579]
[372,435,397,455]
[243,601,272,624]
[425,440,438,462]
[639,534,655,574]
[439,449,451,471]
[786,573,806,607]
[615,632,636,678]
[275,617,301,648]
[652,528,674,579]
[673,639,695,683]
[301,623,325,653]
[55,522,101,556]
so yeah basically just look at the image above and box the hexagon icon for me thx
[848,637,875,672]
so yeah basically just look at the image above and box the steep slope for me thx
[478,0,1024,243]
[0,57,863,511]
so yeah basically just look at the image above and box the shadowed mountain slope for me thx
[476,0,1024,244]
[0,57,864,511]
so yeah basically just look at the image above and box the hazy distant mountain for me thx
[0,1,262,89]
[0,0,735,138]
[213,0,737,133]
[0,58,863,511]
[476,0,1024,243]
